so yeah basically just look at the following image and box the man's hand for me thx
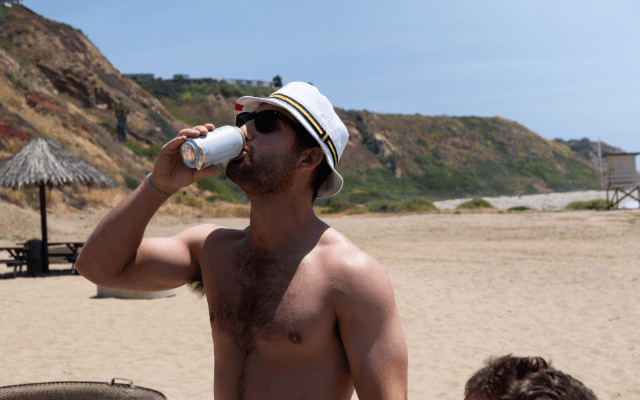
[150,123,221,194]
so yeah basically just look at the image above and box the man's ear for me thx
[298,147,324,171]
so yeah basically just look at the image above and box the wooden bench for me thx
[0,247,29,278]
[48,247,79,273]
[47,242,84,274]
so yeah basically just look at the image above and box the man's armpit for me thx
[188,271,205,298]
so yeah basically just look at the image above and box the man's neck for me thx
[245,191,325,257]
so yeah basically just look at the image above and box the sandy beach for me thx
[1,202,639,399]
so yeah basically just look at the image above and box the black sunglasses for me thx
[235,110,305,135]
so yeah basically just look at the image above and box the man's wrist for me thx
[147,173,175,196]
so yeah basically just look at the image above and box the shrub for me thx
[508,206,532,212]
[457,197,494,209]
[138,144,162,162]
[121,173,141,190]
[14,79,27,90]
[347,190,386,204]
[196,175,236,203]
[173,192,202,207]
[320,197,354,214]
[564,199,612,211]
[100,121,117,137]
[365,197,436,213]
[365,199,400,213]
[400,197,436,212]
[125,141,162,162]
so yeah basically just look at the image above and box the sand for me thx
[1,203,640,399]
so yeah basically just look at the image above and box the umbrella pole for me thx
[39,183,49,273]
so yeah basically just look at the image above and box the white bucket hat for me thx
[235,82,349,199]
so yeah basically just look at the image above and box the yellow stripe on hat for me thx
[269,93,338,167]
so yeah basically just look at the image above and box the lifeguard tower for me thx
[602,152,640,209]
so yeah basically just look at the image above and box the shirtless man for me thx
[76,82,408,400]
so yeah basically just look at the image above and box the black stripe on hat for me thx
[268,93,338,167]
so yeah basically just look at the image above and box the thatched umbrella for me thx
[0,138,113,273]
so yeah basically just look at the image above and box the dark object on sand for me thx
[0,378,175,400]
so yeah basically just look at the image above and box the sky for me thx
[23,0,640,153]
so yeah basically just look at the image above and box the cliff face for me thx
[0,4,186,182]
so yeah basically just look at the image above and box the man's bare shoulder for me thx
[316,228,392,297]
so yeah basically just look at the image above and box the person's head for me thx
[464,355,598,400]
[229,82,348,202]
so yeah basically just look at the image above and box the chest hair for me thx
[212,246,300,349]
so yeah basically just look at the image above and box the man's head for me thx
[464,355,598,400]
[231,82,348,201]
[226,103,330,199]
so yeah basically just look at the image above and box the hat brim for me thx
[236,96,343,199]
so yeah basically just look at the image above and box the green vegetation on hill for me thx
[137,80,274,104]
[0,5,13,25]
[194,165,248,204]
[134,80,603,207]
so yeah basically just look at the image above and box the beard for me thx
[226,148,299,197]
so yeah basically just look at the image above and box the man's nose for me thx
[240,121,254,141]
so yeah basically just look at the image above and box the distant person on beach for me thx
[464,354,598,400]
[76,82,408,400]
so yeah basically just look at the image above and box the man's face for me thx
[226,103,301,196]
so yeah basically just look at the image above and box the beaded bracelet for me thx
[147,173,173,196]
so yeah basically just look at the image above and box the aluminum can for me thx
[180,125,245,170]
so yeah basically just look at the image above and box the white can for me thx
[180,125,245,170]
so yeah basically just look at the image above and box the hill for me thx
[0,4,251,218]
[0,4,618,219]
[141,78,608,201]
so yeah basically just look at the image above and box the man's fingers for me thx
[192,125,210,136]
[204,123,215,132]
[165,135,188,150]
[176,127,206,139]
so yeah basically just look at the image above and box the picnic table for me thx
[0,246,29,277]
[47,241,84,273]
[2,241,85,277]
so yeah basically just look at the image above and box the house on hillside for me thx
[4,0,23,5]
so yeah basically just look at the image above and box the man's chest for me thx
[203,250,338,354]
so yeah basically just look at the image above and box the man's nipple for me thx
[287,331,302,345]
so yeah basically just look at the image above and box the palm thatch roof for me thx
[0,138,113,189]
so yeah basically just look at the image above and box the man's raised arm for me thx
[75,124,220,290]
[334,252,409,400]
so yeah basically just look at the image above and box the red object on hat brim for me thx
[235,103,243,111]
